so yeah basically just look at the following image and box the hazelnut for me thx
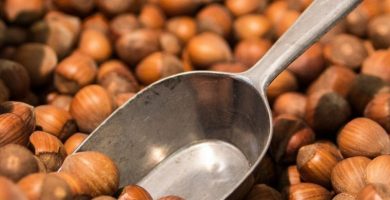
[115,29,160,66]
[35,105,77,140]
[324,34,368,70]
[166,17,198,44]
[368,14,390,49]
[345,0,381,37]
[136,52,184,85]
[305,90,351,133]
[158,0,199,16]
[98,59,139,95]
[357,183,390,200]
[225,0,268,17]
[44,11,81,40]
[275,10,300,38]
[83,13,110,34]
[209,62,248,73]
[92,196,116,200]
[3,0,44,24]
[110,14,140,40]
[18,173,72,200]
[54,52,97,94]
[233,14,271,40]
[159,32,182,56]
[4,26,28,46]
[348,74,390,113]
[186,32,232,69]
[197,4,233,38]
[234,38,272,68]
[288,43,325,84]
[34,156,47,173]
[53,0,94,16]
[273,92,307,118]
[307,66,357,98]
[158,195,185,200]
[55,172,90,198]
[364,93,390,132]
[331,156,371,195]
[139,4,166,29]
[361,50,390,83]
[95,0,142,16]
[49,95,73,111]
[0,144,39,182]
[297,143,343,188]
[114,93,135,107]
[13,43,58,87]
[245,184,282,200]
[264,1,289,25]
[278,165,301,190]
[0,59,30,98]
[61,151,119,197]
[267,70,298,102]
[64,132,88,155]
[332,193,355,200]
[0,176,28,200]
[366,155,390,186]
[118,184,152,200]
[70,85,116,133]
[338,118,390,158]
[78,29,112,63]
[270,114,315,163]
[283,183,331,200]
[0,80,9,103]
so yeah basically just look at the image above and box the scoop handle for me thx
[241,0,362,90]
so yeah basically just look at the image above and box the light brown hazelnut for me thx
[364,93,390,132]
[64,133,88,155]
[118,184,152,200]
[234,14,271,40]
[197,4,232,38]
[234,38,272,68]
[166,17,198,44]
[139,4,166,29]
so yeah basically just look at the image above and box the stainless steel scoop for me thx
[74,1,361,199]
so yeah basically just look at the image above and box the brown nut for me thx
[44,11,81,41]
[270,114,315,164]
[48,95,73,111]
[362,50,390,83]
[158,0,199,16]
[225,0,268,17]
[267,70,298,102]
[110,14,140,40]
[368,14,390,49]
[136,52,184,85]
[283,183,331,200]
[0,176,27,200]
[0,59,30,98]
[92,196,116,200]
[337,118,390,158]
[297,143,343,188]
[78,29,112,63]
[366,155,390,186]
[331,156,371,195]
[332,193,355,200]
[115,29,160,66]
[364,93,390,132]
[264,1,289,25]
[0,144,39,182]
[53,0,94,16]
[54,52,97,94]
[278,165,301,190]
[305,90,351,133]
[35,105,77,140]
[345,0,381,37]
[273,92,307,118]
[114,93,135,107]
[118,184,152,200]
[13,43,58,87]
[324,34,368,70]
[70,85,116,133]
[158,195,185,200]
[55,171,90,198]
[18,173,72,200]
[63,132,88,155]
[209,62,248,73]
[234,38,272,68]
[186,32,232,69]
[96,0,142,16]
[139,4,166,29]
[245,184,282,200]
[357,183,390,200]
[307,66,357,98]
[83,13,110,34]
[3,0,44,24]
[166,16,198,44]
[197,4,232,38]
[159,31,182,56]
[233,14,271,40]
[60,151,119,197]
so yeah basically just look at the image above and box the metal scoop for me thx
[75,1,361,199]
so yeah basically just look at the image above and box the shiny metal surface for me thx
[73,0,362,199]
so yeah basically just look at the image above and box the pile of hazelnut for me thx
[0,0,389,199]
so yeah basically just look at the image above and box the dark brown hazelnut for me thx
[114,92,135,107]
[159,32,182,55]
[186,32,232,69]
[324,34,368,70]
[64,132,88,155]
[109,14,140,40]
[0,80,9,103]
[368,14,390,49]
[270,114,315,164]
[234,38,272,68]
[357,183,390,200]
[158,0,199,16]
[0,144,39,182]
[305,90,351,133]
[345,0,382,37]
[273,92,307,118]
[197,4,232,38]
[166,17,198,44]
[54,52,97,94]
[0,176,28,200]
[267,70,298,102]
[35,105,77,140]
[0,59,30,98]
[118,184,152,200]
[362,50,390,83]
[115,29,160,66]
[78,29,112,63]
[4,26,28,46]
[275,10,300,38]
[13,43,58,87]
[225,0,268,17]
[234,14,272,40]
[3,0,44,24]
[283,183,331,200]
[364,93,390,132]
[53,0,94,16]
[245,184,282,200]
[136,52,184,85]
[95,0,142,16]
[307,66,357,98]
[288,43,325,84]
[18,173,72,200]
[70,85,116,133]
[82,13,110,34]
[139,4,166,29]
[209,62,248,73]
